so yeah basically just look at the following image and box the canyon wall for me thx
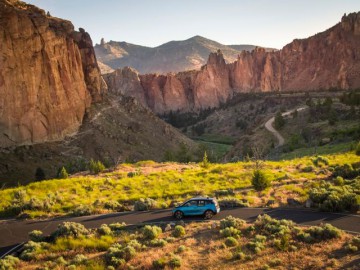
[105,12,360,114]
[0,0,106,147]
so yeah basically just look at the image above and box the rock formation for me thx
[0,0,106,147]
[95,35,275,74]
[105,12,360,114]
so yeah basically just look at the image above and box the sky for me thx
[25,0,360,49]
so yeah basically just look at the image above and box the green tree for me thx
[58,167,69,179]
[291,109,298,118]
[201,151,209,168]
[251,170,271,191]
[35,167,45,181]
[274,112,285,129]
[89,159,105,174]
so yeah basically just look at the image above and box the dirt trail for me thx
[264,107,307,147]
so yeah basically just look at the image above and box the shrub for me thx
[52,222,89,239]
[58,167,69,179]
[298,224,342,243]
[233,251,246,260]
[89,159,106,174]
[134,198,157,211]
[29,230,44,242]
[247,236,266,254]
[109,222,126,232]
[269,258,282,267]
[150,239,167,247]
[106,243,136,265]
[273,233,290,251]
[20,241,42,261]
[274,112,285,129]
[152,258,167,269]
[309,182,358,212]
[251,170,271,191]
[126,239,142,250]
[225,237,238,247]
[220,227,241,237]
[301,165,314,172]
[168,255,182,268]
[104,201,124,211]
[332,164,359,179]
[334,176,344,186]
[312,156,329,167]
[201,151,210,168]
[220,216,246,229]
[143,225,162,240]
[71,254,88,265]
[172,225,186,238]
[0,255,20,270]
[176,245,187,253]
[98,224,112,236]
[254,215,294,236]
[346,237,360,252]
[70,205,93,216]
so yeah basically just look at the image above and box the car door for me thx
[196,200,206,215]
[183,200,198,216]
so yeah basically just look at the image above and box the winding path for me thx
[264,107,307,147]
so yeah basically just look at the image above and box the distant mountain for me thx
[94,35,275,74]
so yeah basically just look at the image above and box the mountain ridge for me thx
[95,35,275,74]
[104,12,360,114]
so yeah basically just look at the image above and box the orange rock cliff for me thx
[0,0,107,147]
[105,12,360,114]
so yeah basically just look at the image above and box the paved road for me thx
[1,207,359,257]
[264,107,307,147]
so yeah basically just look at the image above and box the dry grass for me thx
[14,221,360,270]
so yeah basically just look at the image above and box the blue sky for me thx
[26,0,360,49]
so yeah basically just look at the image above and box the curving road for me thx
[264,107,307,147]
[0,207,359,258]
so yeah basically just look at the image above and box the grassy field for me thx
[3,215,359,270]
[0,151,359,219]
[278,141,355,160]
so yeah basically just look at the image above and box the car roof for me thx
[189,197,215,200]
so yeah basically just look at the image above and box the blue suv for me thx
[172,197,220,219]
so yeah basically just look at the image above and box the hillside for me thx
[0,0,195,186]
[2,216,359,269]
[173,90,359,161]
[94,35,274,74]
[104,12,360,114]
[0,151,359,219]
[0,93,195,186]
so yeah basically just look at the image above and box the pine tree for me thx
[274,112,285,129]
[202,151,209,168]
[59,167,69,179]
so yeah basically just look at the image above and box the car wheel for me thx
[174,211,184,219]
[204,210,214,219]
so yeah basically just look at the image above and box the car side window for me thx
[190,200,198,206]
[198,200,205,206]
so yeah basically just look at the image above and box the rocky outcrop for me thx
[0,0,106,147]
[105,12,360,114]
[95,35,276,74]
